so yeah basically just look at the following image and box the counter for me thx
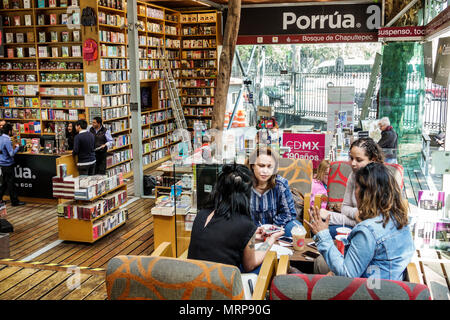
[6,152,77,203]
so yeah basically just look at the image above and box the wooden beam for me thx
[212,0,241,130]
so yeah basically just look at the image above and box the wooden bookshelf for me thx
[95,0,133,178]
[180,10,221,134]
[57,183,128,243]
[0,0,87,137]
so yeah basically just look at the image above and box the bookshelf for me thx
[137,1,182,170]
[95,0,133,179]
[0,0,222,180]
[0,0,86,139]
[180,10,221,133]
[55,171,128,243]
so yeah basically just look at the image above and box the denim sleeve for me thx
[105,129,114,149]
[314,225,376,278]
[273,180,297,226]
[5,140,18,157]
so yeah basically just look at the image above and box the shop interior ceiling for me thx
[146,0,353,11]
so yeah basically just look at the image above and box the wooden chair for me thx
[106,242,278,300]
[272,255,430,300]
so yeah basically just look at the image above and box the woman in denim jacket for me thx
[306,162,415,280]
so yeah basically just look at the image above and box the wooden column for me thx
[211,0,241,130]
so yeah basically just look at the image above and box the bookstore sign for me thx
[13,154,59,199]
[229,3,382,45]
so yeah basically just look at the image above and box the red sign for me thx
[378,26,425,41]
[237,33,377,45]
[282,133,326,168]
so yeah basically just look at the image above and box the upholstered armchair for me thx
[278,158,313,234]
[271,255,431,300]
[106,242,278,300]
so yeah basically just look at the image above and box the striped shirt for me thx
[250,175,297,227]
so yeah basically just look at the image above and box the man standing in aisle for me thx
[0,123,25,206]
[377,117,398,164]
[73,119,96,176]
[90,117,113,175]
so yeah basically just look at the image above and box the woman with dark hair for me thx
[246,147,302,237]
[188,164,284,272]
[320,137,385,238]
[306,162,414,280]
[65,122,76,151]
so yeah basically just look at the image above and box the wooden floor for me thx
[0,170,156,300]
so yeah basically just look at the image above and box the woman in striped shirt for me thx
[247,147,302,237]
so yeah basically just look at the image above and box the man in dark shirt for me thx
[378,117,398,164]
[0,124,25,206]
[89,117,113,175]
[73,120,96,176]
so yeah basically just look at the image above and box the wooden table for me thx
[278,238,321,274]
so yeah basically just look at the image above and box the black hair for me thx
[93,117,103,126]
[2,123,13,135]
[75,119,88,129]
[350,137,385,163]
[205,164,254,219]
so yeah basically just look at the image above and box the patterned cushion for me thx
[106,255,244,300]
[327,161,352,204]
[385,163,404,190]
[278,158,313,195]
[270,274,431,300]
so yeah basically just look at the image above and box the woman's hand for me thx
[255,226,267,241]
[305,206,330,234]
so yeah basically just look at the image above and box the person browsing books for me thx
[73,119,96,176]
[246,147,302,237]
[89,117,113,175]
[0,123,25,206]
[188,164,284,274]
[306,162,414,281]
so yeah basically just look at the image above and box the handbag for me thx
[143,175,157,196]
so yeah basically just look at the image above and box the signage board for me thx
[433,37,450,87]
[225,3,381,45]
[14,154,59,199]
[281,132,326,168]
[378,26,425,41]
[327,86,355,132]
[423,41,434,79]
[257,106,272,118]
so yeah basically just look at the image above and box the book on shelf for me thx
[5,33,13,44]
[24,15,32,26]
[16,33,24,43]
[50,14,57,25]
[49,0,56,7]
[23,0,31,8]
[39,32,46,43]
[417,190,446,218]
[37,0,45,8]
[13,16,21,27]
[61,31,69,42]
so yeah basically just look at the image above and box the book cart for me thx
[53,165,128,243]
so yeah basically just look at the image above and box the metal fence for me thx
[258,72,447,133]
[261,72,378,123]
